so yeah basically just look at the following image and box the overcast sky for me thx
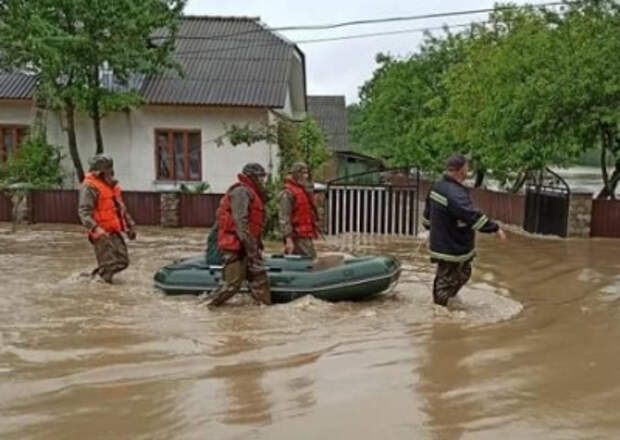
[185,1,552,105]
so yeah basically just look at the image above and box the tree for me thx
[278,118,330,176]
[219,118,330,177]
[351,1,620,195]
[0,0,89,181]
[74,0,185,154]
[350,32,468,177]
[445,2,620,195]
[217,118,330,238]
[555,0,620,198]
[0,133,64,189]
[443,6,579,188]
[0,0,185,181]
[0,97,64,189]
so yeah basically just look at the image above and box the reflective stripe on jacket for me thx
[422,175,499,262]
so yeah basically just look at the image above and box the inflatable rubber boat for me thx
[153,253,401,304]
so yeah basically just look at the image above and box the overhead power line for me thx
[266,2,563,32]
[160,1,564,42]
[295,22,480,44]
[173,20,491,57]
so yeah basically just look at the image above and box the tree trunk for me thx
[597,127,618,199]
[601,161,620,200]
[64,99,84,182]
[90,65,105,154]
[598,140,611,199]
[92,99,104,154]
[510,171,528,193]
[32,98,47,137]
[474,169,485,188]
[613,137,620,198]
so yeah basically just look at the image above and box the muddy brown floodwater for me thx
[1,223,619,440]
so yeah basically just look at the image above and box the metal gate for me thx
[326,168,421,236]
[523,168,570,237]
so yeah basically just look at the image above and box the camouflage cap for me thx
[290,161,309,175]
[88,154,114,172]
[242,162,267,177]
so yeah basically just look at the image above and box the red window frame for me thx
[0,125,29,163]
[154,129,202,181]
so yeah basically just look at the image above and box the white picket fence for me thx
[326,185,419,236]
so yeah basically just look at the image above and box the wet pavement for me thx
[1,223,619,439]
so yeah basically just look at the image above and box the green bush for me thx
[0,134,64,189]
[216,118,330,239]
[263,176,282,241]
[179,182,210,193]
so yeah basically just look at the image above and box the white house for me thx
[0,16,307,193]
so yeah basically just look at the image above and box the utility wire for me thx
[173,21,491,57]
[157,1,564,42]
[295,22,480,44]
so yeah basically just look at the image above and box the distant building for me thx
[0,16,307,192]
[307,95,383,183]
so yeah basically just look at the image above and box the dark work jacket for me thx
[422,175,499,263]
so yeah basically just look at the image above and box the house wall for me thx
[283,85,293,117]
[0,100,35,124]
[318,153,384,184]
[0,101,279,193]
[289,51,307,118]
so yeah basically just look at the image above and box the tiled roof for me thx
[307,95,349,152]
[0,72,37,100]
[143,16,298,107]
[0,16,300,108]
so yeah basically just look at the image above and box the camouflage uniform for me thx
[278,162,317,259]
[208,251,271,307]
[278,190,317,259]
[79,184,131,283]
[432,261,472,306]
[78,155,134,283]
[208,171,271,307]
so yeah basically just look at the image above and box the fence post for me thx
[567,191,593,238]
[160,192,180,227]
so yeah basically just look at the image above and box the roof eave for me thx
[144,101,284,110]
[0,97,34,102]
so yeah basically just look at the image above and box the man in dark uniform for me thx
[207,163,271,307]
[78,154,136,283]
[279,161,319,259]
[423,155,506,306]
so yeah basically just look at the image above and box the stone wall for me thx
[11,191,32,224]
[567,191,593,238]
[160,192,180,228]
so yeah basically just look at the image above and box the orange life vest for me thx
[82,173,123,234]
[284,177,318,239]
[217,174,265,252]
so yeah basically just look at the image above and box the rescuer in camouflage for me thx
[206,163,271,307]
[279,161,318,259]
[78,154,136,283]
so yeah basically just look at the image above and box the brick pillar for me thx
[11,190,32,223]
[161,192,180,227]
[567,191,593,238]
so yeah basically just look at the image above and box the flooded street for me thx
[1,224,620,440]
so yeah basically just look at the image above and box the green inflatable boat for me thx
[153,253,401,304]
